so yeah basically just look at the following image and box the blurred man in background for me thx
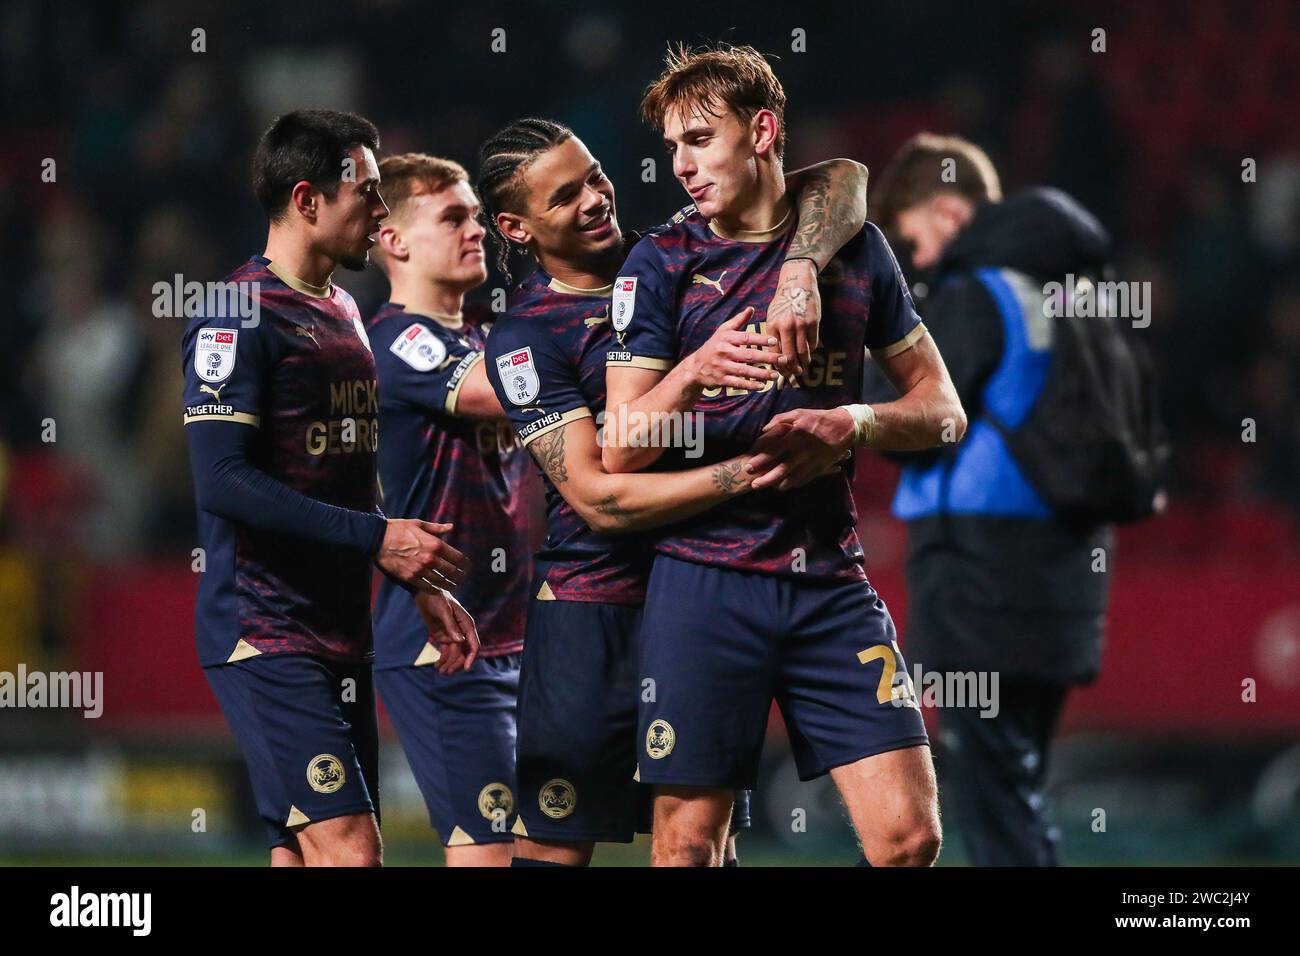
[368,153,534,865]
[869,133,1120,866]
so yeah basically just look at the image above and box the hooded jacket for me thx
[870,188,1113,684]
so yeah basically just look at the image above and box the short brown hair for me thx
[641,43,787,158]
[873,133,1002,232]
[377,152,470,221]
[253,110,380,222]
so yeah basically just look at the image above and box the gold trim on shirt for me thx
[445,351,485,415]
[707,203,794,242]
[184,412,261,427]
[519,407,592,447]
[872,322,928,359]
[547,276,614,297]
[266,260,333,298]
[606,354,673,371]
[403,306,464,330]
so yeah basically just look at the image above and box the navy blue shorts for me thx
[375,652,520,846]
[513,598,650,844]
[204,653,380,849]
[637,556,930,790]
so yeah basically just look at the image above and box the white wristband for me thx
[844,403,877,447]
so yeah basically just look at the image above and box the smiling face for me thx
[382,180,487,292]
[662,102,776,222]
[315,144,389,271]
[496,136,622,272]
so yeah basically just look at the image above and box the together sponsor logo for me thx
[0,664,103,718]
[49,886,151,936]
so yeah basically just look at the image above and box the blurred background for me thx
[1,0,1298,865]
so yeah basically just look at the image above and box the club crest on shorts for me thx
[195,327,238,383]
[538,778,577,819]
[612,277,637,332]
[645,718,676,759]
[390,321,446,372]
[478,782,515,821]
[307,753,346,794]
[495,346,540,405]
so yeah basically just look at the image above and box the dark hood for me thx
[938,187,1111,279]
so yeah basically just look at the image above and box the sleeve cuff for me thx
[871,322,928,359]
[518,407,592,446]
[444,351,485,415]
[606,354,673,371]
[361,512,388,556]
[183,411,261,426]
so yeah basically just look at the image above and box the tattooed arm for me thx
[603,308,782,474]
[527,415,757,533]
[784,159,870,269]
[772,159,870,378]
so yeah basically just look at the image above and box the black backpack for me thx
[986,280,1170,528]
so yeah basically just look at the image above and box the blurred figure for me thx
[870,133,1125,866]
[31,202,149,557]
[1249,281,1300,525]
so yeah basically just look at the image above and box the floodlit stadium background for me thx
[1,0,1298,865]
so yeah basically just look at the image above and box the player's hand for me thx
[683,307,784,392]
[746,407,856,491]
[377,519,469,590]
[414,587,480,674]
[769,259,822,381]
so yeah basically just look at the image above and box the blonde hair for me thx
[640,43,787,158]
[377,152,470,221]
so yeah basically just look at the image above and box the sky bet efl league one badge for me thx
[496,346,540,405]
[390,322,447,372]
[612,276,637,332]
[195,328,238,383]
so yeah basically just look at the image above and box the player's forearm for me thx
[574,456,754,533]
[603,362,702,473]
[188,422,387,553]
[854,378,966,451]
[785,159,869,271]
